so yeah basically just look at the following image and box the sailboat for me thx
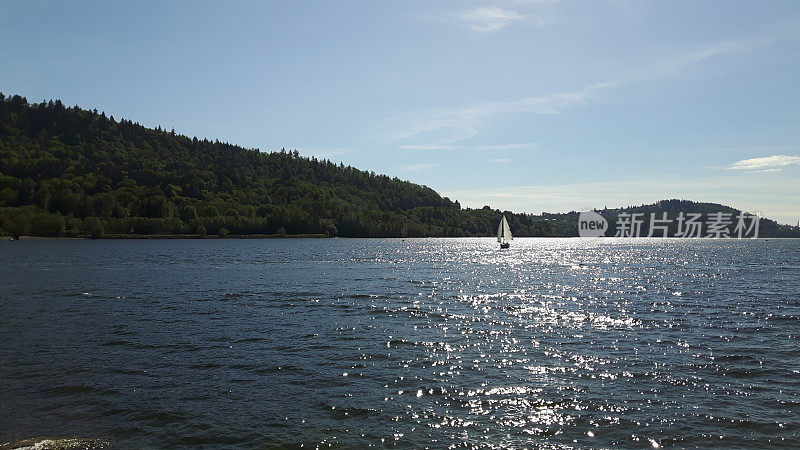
[497,215,512,248]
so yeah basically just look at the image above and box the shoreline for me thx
[5,233,330,240]
[4,235,799,241]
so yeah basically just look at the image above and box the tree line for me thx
[3,94,797,239]
[0,94,551,238]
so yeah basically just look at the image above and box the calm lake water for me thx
[1,238,799,448]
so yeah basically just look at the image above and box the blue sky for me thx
[1,1,799,223]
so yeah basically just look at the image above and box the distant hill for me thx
[1,94,797,239]
[542,199,799,238]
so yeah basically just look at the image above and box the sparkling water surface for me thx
[1,238,799,448]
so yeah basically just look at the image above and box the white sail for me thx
[497,215,512,242]
[497,216,503,242]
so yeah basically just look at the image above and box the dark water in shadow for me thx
[1,238,798,448]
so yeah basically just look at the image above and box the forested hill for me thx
[0,94,551,237]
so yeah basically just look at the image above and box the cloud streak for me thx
[387,90,591,145]
[474,142,538,151]
[729,154,800,171]
[399,142,538,151]
[459,7,522,33]
[388,37,771,150]
[399,143,460,151]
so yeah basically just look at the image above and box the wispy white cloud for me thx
[747,168,783,174]
[387,89,596,150]
[490,158,511,163]
[620,38,773,85]
[399,143,460,151]
[473,142,538,151]
[459,7,523,33]
[387,37,771,149]
[730,154,800,171]
[399,142,538,151]
[403,163,439,171]
[387,90,591,144]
